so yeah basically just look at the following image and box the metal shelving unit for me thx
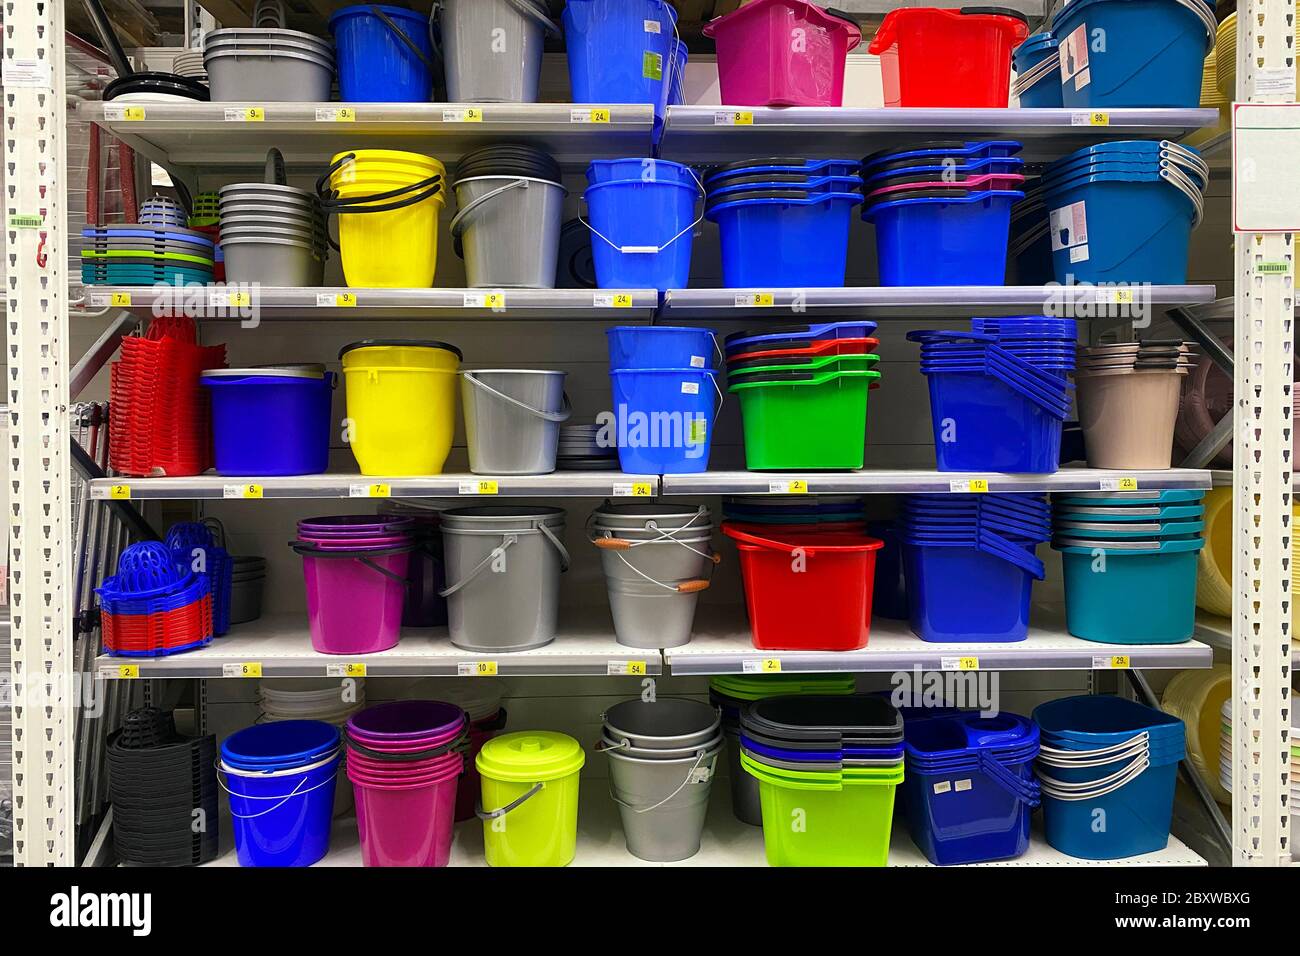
[662,468,1212,496]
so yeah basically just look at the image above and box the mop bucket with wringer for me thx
[477,731,585,867]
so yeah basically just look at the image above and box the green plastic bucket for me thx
[476,731,585,867]
[730,368,880,470]
[726,352,880,379]
[740,750,903,866]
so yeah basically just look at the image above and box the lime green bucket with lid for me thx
[740,750,903,867]
[476,731,585,867]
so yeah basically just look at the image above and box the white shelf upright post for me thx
[4,0,76,865]
[1232,0,1297,866]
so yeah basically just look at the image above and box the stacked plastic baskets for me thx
[97,542,214,657]
[1033,695,1185,859]
[704,158,863,287]
[1052,489,1206,643]
[861,141,1024,285]
[607,325,719,474]
[1040,140,1207,285]
[897,493,1050,642]
[902,711,1041,865]
[912,316,1076,473]
[164,522,234,637]
[82,223,217,286]
[1076,340,1194,468]
[739,695,904,866]
[726,321,880,470]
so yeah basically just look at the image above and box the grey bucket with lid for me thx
[439,506,569,652]
[461,370,572,475]
[605,740,722,862]
[451,176,566,288]
[436,0,558,102]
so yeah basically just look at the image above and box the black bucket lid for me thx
[104,72,211,100]
[740,695,904,743]
[339,339,463,360]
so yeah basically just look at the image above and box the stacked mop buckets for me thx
[1052,489,1206,644]
[477,732,586,866]
[597,698,723,862]
[588,503,719,648]
[911,316,1077,473]
[220,720,342,867]
[461,368,571,475]
[1033,695,1185,859]
[1076,340,1194,468]
[607,325,719,474]
[709,674,858,826]
[345,701,468,867]
[902,712,1042,865]
[584,159,701,290]
[291,515,419,655]
[740,696,904,866]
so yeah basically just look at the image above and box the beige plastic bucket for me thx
[1075,367,1186,469]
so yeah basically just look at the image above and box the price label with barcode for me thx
[714,111,754,126]
[223,662,263,678]
[594,293,635,308]
[443,107,483,122]
[317,292,357,308]
[464,291,506,309]
[941,657,980,671]
[316,107,356,122]
[223,484,263,499]
[349,483,390,498]
[742,658,783,673]
[458,480,499,495]
[608,661,648,676]
[768,479,809,494]
[735,292,775,307]
[1092,655,1132,669]
[571,108,611,124]
[1099,476,1139,491]
[949,478,991,493]
[613,482,654,497]
[225,107,265,122]
[458,661,499,676]
[326,662,368,677]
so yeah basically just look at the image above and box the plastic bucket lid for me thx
[476,731,585,783]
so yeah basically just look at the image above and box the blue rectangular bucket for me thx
[707,192,863,287]
[921,369,1067,473]
[900,540,1040,642]
[584,172,699,290]
[865,190,1021,286]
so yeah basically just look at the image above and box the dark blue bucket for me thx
[867,521,909,620]
[708,191,863,287]
[584,163,700,289]
[865,190,1021,286]
[921,369,1067,472]
[201,370,334,477]
[564,0,678,116]
[900,537,1044,643]
[609,367,718,473]
[330,4,434,103]
[607,326,717,370]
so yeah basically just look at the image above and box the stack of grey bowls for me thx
[219,183,328,286]
[557,423,618,470]
[598,698,723,863]
[230,556,267,626]
[203,27,333,102]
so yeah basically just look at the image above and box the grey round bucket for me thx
[451,176,565,289]
[229,577,266,626]
[599,732,718,761]
[592,504,712,533]
[461,370,571,475]
[221,235,324,286]
[439,506,569,652]
[722,724,763,826]
[438,0,556,103]
[593,530,714,649]
[205,47,333,102]
[606,741,722,862]
[603,698,721,750]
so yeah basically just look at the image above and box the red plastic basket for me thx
[102,593,213,653]
[727,337,880,364]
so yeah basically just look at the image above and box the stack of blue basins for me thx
[1052,488,1206,644]
[902,711,1042,865]
[164,521,234,637]
[703,157,863,288]
[1039,140,1207,286]
[896,492,1050,643]
[911,316,1077,473]
[722,495,866,526]
[859,140,1025,286]
[82,225,216,286]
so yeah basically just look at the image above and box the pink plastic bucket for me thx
[346,700,467,743]
[296,533,414,549]
[296,542,413,654]
[345,749,463,776]
[348,759,461,784]
[704,0,861,108]
[349,764,459,867]
[456,709,506,822]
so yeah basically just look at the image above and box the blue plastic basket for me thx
[861,141,1022,174]
[165,523,234,637]
[708,191,863,288]
[584,169,700,290]
[725,321,877,352]
[607,326,717,370]
[564,0,678,119]
[609,367,718,474]
[329,4,434,103]
[865,190,1022,286]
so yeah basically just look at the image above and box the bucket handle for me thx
[367,4,438,76]
[605,748,716,816]
[475,781,545,821]
[216,762,342,820]
[594,536,720,594]
[289,541,416,587]
[449,177,529,241]
[1160,167,1205,229]
[539,521,572,572]
[976,750,1042,807]
[265,147,287,188]
[438,534,519,598]
[344,728,470,764]
[1037,731,1150,767]
[252,0,285,29]
[976,530,1047,580]
[1036,751,1151,801]
[462,370,574,424]
[579,167,707,256]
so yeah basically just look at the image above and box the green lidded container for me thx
[476,731,585,867]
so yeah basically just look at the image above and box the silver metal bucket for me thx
[439,506,569,652]
[605,740,722,862]
[461,370,572,475]
[436,0,558,102]
[451,177,566,289]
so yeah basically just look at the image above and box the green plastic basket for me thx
[741,750,903,866]
[730,368,880,470]
[727,352,881,379]
[710,674,858,703]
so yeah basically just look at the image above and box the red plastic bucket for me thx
[348,761,459,867]
[294,541,413,654]
[869,8,1029,108]
[722,522,883,651]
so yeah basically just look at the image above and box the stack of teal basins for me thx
[1040,140,1207,286]
[911,316,1076,473]
[896,493,1050,643]
[1052,488,1206,644]
[859,140,1025,286]
[82,225,216,286]
[703,158,863,287]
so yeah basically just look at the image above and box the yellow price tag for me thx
[590,108,611,123]
[1110,655,1131,669]
[733,111,754,125]
[484,292,506,309]
[335,292,357,308]
[788,479,809,495]
[336,107,356,122]
[229,291,251,308]
[1089,111,1110,126]
[123,106,146,120]
[614,661,648,676]
[343,662,367,677]
[118,664,140,679]
[369,483,391,498]
[464,661,498,676]
[747,292,775,307]
[476,480,499,495]
[958,657,980,671]
[110,484,131,500]
[612,293,634,308]
[762,658,783,673]
[631,482,653,497]
[969,478,990,493]
[243,107,265,122]
[1110,289,1135,304]
[1117,477,1139,491]
[242,484,263,499]
[464,107,484,122]
[240,662,263,678]
[110,291,133,307]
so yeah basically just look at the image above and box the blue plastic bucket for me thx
[1052,0,1211,109]
[862,156,1025,186]
[222,750,340,867]
[899,537,1044,643]
[607,326,717,370]
[706,159,860,186]
[1013,33,1062,108]
[609,367,718,473]
[564,0,678,116]
[1032,695,1185,860]
[865,190,1021,286]
[670,39,688,105]
[920,368,1067,472]
[588,158,698,187]
[708,191,863,287]
[330,4,434,103]
[222,720,340,770]
[201,370,334,477]
[584,169,700,289]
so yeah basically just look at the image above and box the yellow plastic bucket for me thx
[476,731,584,867]
[340,340,461,476]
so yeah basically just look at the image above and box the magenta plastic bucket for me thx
[294,542,414,655]
[346,750,463,777]
[348,762,459,867]
[298,515,417,535]
[457,708,507,822]
[346,700,468,744]
[295,533,414,550]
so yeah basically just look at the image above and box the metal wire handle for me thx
[580,167,707,255]
[605,748,717,815]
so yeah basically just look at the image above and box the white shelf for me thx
[666,607,1214,674]
[1195,611,1300,666]
[94,612,661,679]
[202,792,1207,868]
[662,468,1212,496]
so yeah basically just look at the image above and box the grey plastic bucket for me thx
[451,176,566,289]
[591,529,714,649]
[591,503,711,533]
[437,0,558,102]
[605,741,722,862]
[205,46,333,102]
[439,506,569,652]
[460,370,571,475]
[603,698,721,750]
[221,235,324,286]
[722,725,763,826]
